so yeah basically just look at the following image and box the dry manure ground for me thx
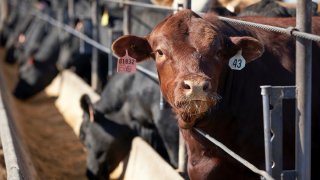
[0,49,87,179]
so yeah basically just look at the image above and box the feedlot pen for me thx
[0,48,87,179]
[0,48,181,180]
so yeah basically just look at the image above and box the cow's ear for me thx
[80,94,95,123]
[112,35,153,62]
[230,36,264,63]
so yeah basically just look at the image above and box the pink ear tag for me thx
[117,50,137,73]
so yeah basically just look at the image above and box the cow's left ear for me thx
[112,35,153,62]
[230,36,264,63]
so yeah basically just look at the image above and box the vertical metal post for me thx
[0,0,8,31]
[295,0,312,179]
[91,0,100,91]
[175,0,190,175]
[178,131,186,173]
[123,2,131,35]
[261,86,272,177]
[107,29,114,77]
[175,0,191,13]
[57,2,64,41]
[68,0,74,26]
[181,0,191,9]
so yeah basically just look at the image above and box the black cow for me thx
[78,4,180,179]
[0,0,30,47]
[13,26,60,99]
[3,0,52,64]
[80,60,179,179]
[12,0,109,99]
[80,94,135,179]
[239,0,319,17]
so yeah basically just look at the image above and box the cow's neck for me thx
[179,108,236,152]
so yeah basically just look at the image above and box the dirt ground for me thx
[0,49,87,179]
[0,147,6,180]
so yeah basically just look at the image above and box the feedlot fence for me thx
[2,0,320,179]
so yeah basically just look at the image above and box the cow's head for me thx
[112,10,264,129]
[80,94,135,179]
[13,56,58,100]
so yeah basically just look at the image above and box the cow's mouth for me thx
[175,100,211,114]
[174,100,211,129]
[174,92,221,114]
[174,93,221,129]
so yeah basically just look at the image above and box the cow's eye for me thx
[157,49,164,56]
[154,49,166,62]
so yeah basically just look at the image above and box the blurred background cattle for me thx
[0,0,319,180]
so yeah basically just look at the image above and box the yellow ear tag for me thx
[228,50,246,70]
[101,11,109,26]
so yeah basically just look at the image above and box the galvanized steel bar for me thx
[175,1,190,175]
[261,86,297,180]
[180,0,191,9]
[68,0,75,26]
[34,12,111,54]
[0,0,8,31]
[33,12,159,82]
[91,0,100,91]
[103,0,176,11]
[217,16,320,42]
[270,87,293,180]
[194,128,274,180]
[295,0,312,179]
[123,2,131,35]
[177,131,186,173]
[0,89,22,180]
[270,88,284,180]
[260,85,273,176]
[107,29,121,78]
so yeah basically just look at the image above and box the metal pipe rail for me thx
[217,16,320,42]
[0,91,22,180]
[103,0,320,42]
[102,0,177,11]
[0,70,30,180]
[32,11,159,82]
[194,128,274,180]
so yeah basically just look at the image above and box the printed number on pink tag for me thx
[117,50,137,73]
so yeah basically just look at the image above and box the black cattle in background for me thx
[13,26,60,99]
[11,0,108,99]
[80,94,135,179]
[238,0,319,17]
[3,0,53,64]
[80,60,179,180]
[77,4,180,179]
[0,0,31,46]
[13,18,109,100]
[57,18,108,88]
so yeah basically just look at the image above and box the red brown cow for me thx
[112,10,320,180]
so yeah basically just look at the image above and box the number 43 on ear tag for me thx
[228,50,246,70]
[117,50,137,73]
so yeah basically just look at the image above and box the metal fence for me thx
[0,67,36,180]
[1,0,320,179]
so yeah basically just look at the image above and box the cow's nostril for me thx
[203,81,210,91]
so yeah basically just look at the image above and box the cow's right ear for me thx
[112,35,153,62]
[80,94,95,123]
[229,36,264,63]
